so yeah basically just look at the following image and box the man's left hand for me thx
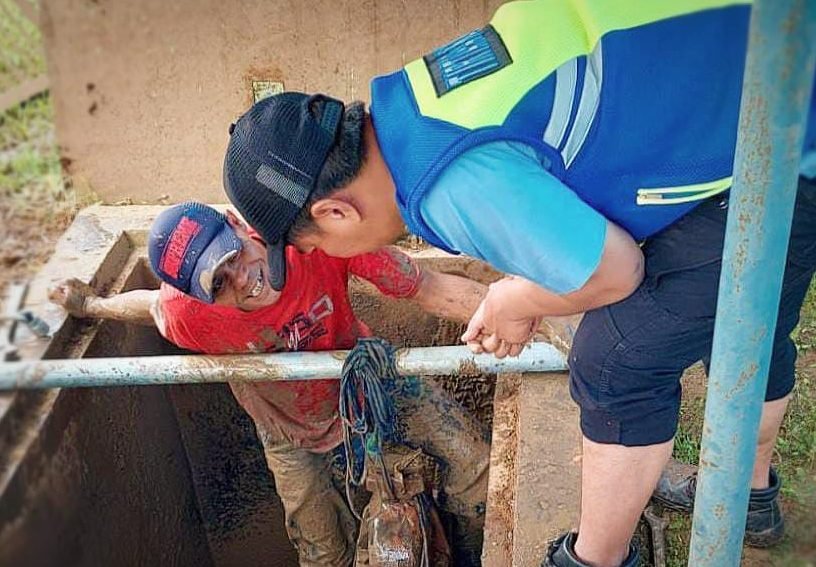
[461,277,541,359]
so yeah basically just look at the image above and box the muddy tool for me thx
[643,504,669,567]
[340,338,451,567]
[1,284,49,362]
[360,447,451,567]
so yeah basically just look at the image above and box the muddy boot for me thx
[541,532,638,567]
[651,459,697,512]
[652,459,785,547]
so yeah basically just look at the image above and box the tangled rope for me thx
[339,337,399,517]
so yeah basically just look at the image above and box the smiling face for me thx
[209,211,283,311]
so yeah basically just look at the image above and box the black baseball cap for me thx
[148,202,243,303]
[223,92,344,291]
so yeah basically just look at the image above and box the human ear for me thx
[309,198,362,225]
[225,210,247,230]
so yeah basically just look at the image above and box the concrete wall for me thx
[0,261,297,567]
[40,0,507,203]
[0,266,215,566]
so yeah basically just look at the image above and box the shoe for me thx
[652,458,785,548]
[541,532,638,567]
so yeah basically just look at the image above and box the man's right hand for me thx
[48,278,97,318]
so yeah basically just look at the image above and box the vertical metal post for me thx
[689,1,816,565]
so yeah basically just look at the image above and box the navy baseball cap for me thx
[148,202,243,303]
[223,92,344,291]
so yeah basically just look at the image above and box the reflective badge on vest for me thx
[423,25,512,97]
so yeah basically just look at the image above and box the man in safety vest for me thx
[222,2,816,565]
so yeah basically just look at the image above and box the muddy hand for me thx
[48,278,97,318]
[462,298,539,359]
[462,301,488,354]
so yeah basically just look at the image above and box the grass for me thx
[1,96,65,212]
[0,0,43,92]
[665,281,816,566]
[0,0,76,289]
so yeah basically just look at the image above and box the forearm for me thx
[412,270,487,324]
[486,273,636,323]
[84,290,159,326]
[489,229,645,320]
[488,277,593,319]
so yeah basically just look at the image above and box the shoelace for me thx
[685,472,699,502]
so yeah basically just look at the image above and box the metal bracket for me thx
[1,284,50,362]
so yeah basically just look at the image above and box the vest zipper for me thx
[636,176,732,205]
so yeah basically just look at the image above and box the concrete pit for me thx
[0,206,579,567]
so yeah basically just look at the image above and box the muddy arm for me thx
[410,269,578,353]
[49,278,158,326]
[410,269,487,325]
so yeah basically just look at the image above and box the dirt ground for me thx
[664,359,816,566]
[0,188,75,300]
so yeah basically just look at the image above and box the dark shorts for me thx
[570,176,816,446]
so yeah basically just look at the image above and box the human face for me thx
[210,212,283,311]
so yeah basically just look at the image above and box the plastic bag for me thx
[355,446,451,567]
[368,500,424,566]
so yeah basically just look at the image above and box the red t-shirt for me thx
[157,245,422,452]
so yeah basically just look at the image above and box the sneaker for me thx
[541,532,638,567]
[652,458,785,548]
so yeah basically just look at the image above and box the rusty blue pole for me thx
[689,1,816,565]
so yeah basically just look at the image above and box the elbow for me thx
[577,247,644,310]
[593,222,645,305]
[411,269,433,306]
[607,248,645,303]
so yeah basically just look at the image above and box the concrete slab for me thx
[513,372,581,566]
[482,373,521,567]
[482,372,581,567]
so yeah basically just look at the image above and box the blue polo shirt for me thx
[419,141,607,295]
[419,126,816,296]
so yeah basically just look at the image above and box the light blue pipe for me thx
[0,342,567,390]
[689,1,816,565]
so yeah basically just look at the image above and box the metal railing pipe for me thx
[0,342,567,390]
[689,1,816,565]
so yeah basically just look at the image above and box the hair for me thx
[286,101,368,242]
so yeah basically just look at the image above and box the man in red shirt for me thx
[50,202,490,566]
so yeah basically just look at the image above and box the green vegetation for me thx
[665,282,816,566]
[1,96,66,218]
[0,0,44,91]
[1,0,75,284]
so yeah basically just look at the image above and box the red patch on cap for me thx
[160,217,201,279]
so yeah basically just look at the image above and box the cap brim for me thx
[265,238,287,292]
[189,224,243,303]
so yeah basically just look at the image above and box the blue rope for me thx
[339,337,399,516]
